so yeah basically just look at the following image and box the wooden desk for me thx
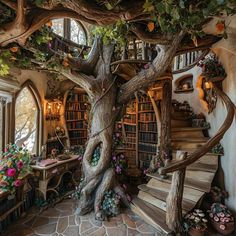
[31,155,80,200]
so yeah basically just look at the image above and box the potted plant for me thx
[208,203,235,235]
[0,144,31,200]
[183,209,208,236]
[198,54,227,80]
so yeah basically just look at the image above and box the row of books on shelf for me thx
[66,102,88,111]
[139,122,157,131]
[67,121,86,129]
[139,103,153,111]
[139,113,156,122]
[67,93,88,102]
[124,125,136,132]
[123,116,136,123]
[65,111,86,120]
[138,142,157,153]
[68,130,87,138]
[126,137,136,143]
[139,132,157,143]
[70,139,86,146]
[139,96,150,103]
[125,143,136,150]
[139,152,154,161]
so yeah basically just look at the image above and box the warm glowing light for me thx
[204,82,212,90]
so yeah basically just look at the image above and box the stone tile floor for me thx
[2,199,161,236]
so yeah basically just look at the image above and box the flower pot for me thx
[210,218,235,235]
[188,228,206,236]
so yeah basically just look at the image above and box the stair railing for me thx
[159,85,235,233]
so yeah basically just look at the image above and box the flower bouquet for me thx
[183,209,208,236]
[112,153,127,175]
[0,144,31,196]
[208,203,235,235]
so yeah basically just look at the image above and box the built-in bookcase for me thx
[115,92,158,171]
[138,94,157,169]
[65,89,89,147]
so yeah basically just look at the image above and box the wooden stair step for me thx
[147,173,210,192]
[171,119,191,127]
[186,170,215,183]
[172,153,219,166]
[131,197,172,235]
[171,137,209,143]
[171,127,208,132]
[172,149,222,157]
[138,184,195,212]
[147,178,205,203]
[187,162,218,173]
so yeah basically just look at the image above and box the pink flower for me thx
[219,224,226,230]
[112,156,116,161]
[115,133,120,138]
[7,168,16,177]
[214,216,219,222]
[220,217,225,222]
[144,64,149,69]
[78,155,83,161]
[13,179,22,187]
[122,184,127,190]
[220,212,225,217]
[17,160,23,169]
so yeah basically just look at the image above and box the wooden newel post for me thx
[160,78,172,163]
[166,151,187,234]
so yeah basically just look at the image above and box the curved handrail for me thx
[159,86,235,175]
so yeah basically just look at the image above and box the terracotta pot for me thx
[188,228,206,236]
[210,218,235,235]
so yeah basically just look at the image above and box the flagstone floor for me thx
[2,199,161,236]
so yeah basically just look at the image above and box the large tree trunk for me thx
[75,43,129,220]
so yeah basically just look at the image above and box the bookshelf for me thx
[114,92,159,172]
[65,89,89,147]
[138,94,158,169]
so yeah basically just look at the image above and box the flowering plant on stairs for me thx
[208,203,235,235]
[0,144,31,194]
[183,209,208,234]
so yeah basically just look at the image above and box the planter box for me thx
[210,218,235,235]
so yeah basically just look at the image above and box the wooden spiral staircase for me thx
[131,86,235,235]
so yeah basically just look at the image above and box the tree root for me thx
[76,168,130,221]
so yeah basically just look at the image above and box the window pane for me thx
[52,18,64,37]
[70,19,86,45]
[15,87,38,153]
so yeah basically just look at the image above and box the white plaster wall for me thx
[172,15,236,214]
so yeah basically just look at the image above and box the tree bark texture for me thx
[160,79,172,162]
[166,151,187,234]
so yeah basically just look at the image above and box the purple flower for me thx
[115,133,120,138]
[78,155,83,161]
[115,166,122,174]
[112,155,116,161]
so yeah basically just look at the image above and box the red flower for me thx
[13,179,22,187]
[17,160,23,169]
[7,168,16,177]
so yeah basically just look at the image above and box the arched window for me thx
[52,18,87,45]
[14,82,42,154]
